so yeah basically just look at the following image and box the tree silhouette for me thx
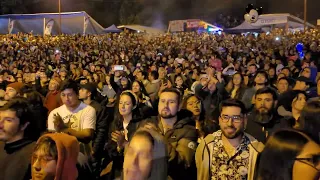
[119,0,143,25]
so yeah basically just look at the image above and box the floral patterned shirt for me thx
[210,130,251,180]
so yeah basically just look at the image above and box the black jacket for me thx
[139,110,198,180]
[90,100,109,158]
[246,110,283,143]
[0,139,35,180]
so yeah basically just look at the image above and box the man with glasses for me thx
[196,99,263,180]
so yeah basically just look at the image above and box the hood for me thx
[34,133,79,180]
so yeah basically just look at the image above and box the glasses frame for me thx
[219,114,244,123]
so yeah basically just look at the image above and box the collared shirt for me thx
[210,130,251,180]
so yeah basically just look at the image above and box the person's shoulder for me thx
[201,130,220,145]
[50,105,64,115]
[80,102,95,111]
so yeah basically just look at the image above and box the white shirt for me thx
[48,102,96,131]
[175,58,185,64]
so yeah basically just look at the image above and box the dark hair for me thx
[219,99,247,115]
[60,79,79,95]
[182,94,205,120]
[149,71,159,80]
[120,91,137,109]
[257,130,309,180]
[33,136,58,160]
[255,87,278,101]
[299,101,320,144]
[254,70,269,86]
[161,88,182,104]
[23,90,44,106]
[139,71,148,80]
[0,97,40,140]
[132,80,149,99]
[277,77,289,84]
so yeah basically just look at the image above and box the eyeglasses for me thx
[295,154,320,172]
[220,114,244,123]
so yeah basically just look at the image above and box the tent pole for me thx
[304,0,307,31]
[8,18,10,34]
[59,0,62,34]
[43,18,45,36]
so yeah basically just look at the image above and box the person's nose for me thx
[227,118,233,126]
[32,158,41,171]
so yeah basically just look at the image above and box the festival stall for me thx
[167,19,223,33]
[227,13,315,33]
[103,24,122,33]
[117,25,164,34]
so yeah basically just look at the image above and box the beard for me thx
[254,107,274,124]
[160,109,176,119]
[221,125,244,139]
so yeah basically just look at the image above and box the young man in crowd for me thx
[47,80,96,157]
[0,82,24,106]
[142,88,198,180]
[277,76,311,116]
[45,77,62,113]
[78,82,109,175]
[242,71,270,109]
[0,98,40,180]
[196,99,263,180]
[31,133,79,180]
[246,87,282,143]
[146,70,161,102]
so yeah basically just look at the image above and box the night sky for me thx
[26,0,320,27]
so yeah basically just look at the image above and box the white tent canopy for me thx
[117,25,164,34]
[227,13,315,33]
[0,11,104,35]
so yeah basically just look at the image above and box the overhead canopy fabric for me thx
[117,25,164,34]
[0,11,104,35]
[226,13,315,33]
[225,21,262,33]
[103,24,122,33]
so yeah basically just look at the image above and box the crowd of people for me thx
[0,28,320,180]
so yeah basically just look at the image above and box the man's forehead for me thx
[160,92,178,99]
[256,93,273,98]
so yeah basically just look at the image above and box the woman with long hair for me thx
[174,75,187,93]
[256,129,320,180]
[182,94,219,141]
[225,72,247,100]
[131,80,152,108]
[103,91,141,180]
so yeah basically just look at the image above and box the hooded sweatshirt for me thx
[122,128,168,180]
[33,133,79,180]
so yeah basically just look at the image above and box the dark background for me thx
[1,0,319,28]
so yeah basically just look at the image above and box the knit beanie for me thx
[7,82,24,93]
